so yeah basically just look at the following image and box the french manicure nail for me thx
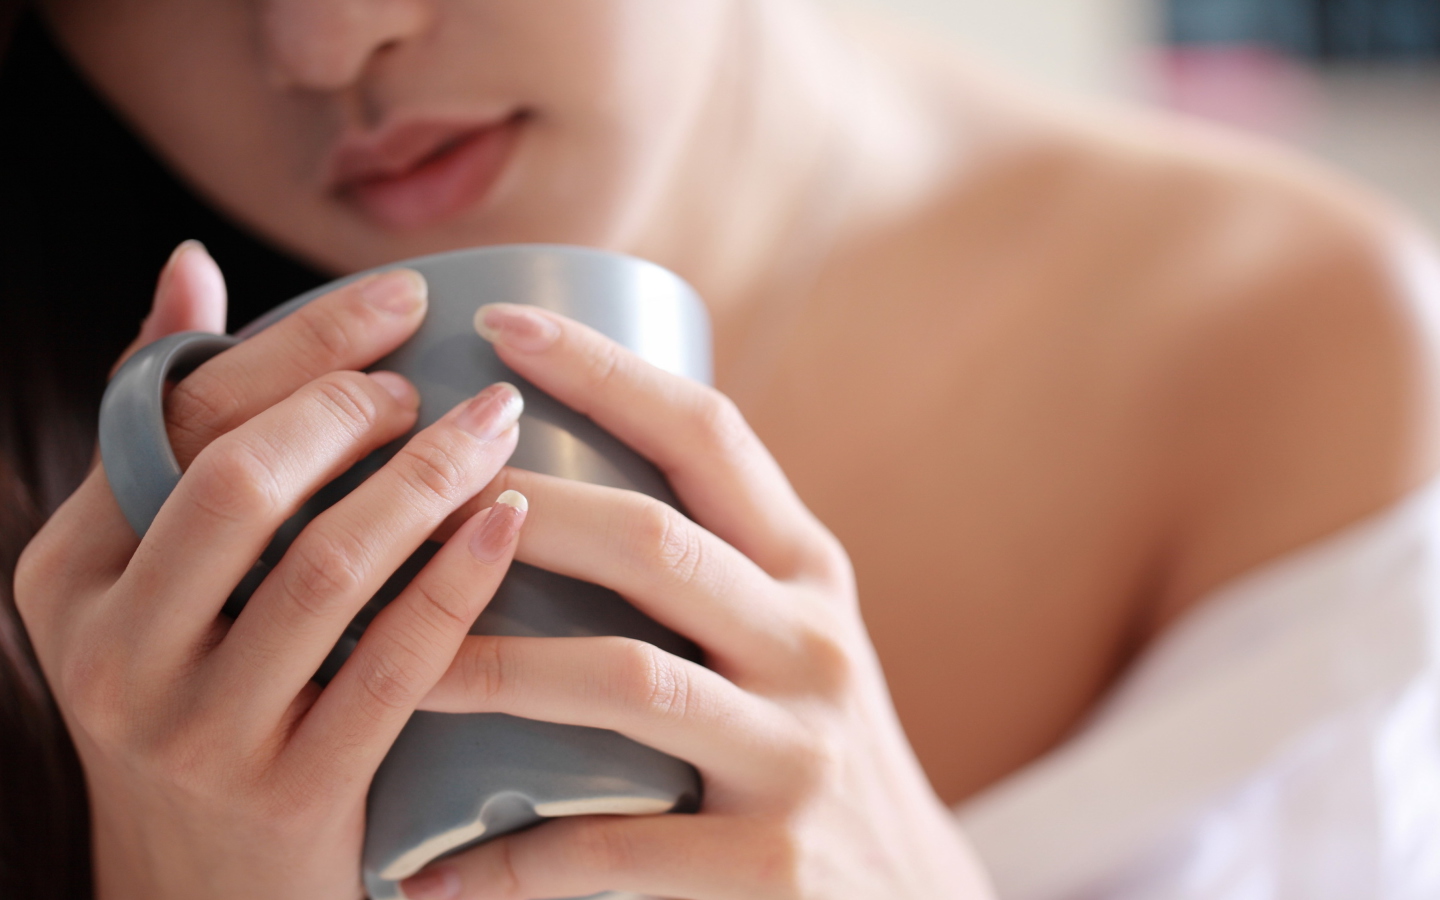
[368,371,418,407]
[361,269,427,315]
[470,490,528,563]
[400,866,460,900]
[455,382,523,441]
[474,303,560,353]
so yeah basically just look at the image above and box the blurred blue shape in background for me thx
[1168,0,1440,59]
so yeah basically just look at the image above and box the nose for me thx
[260,0,433,93]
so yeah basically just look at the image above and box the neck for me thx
[626,0,949,337]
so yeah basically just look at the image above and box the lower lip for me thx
[341,118,524,231]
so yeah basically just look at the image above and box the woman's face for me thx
[42,0,731,273]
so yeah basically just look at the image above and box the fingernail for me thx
[400,866,460,900]
[154,240,206,306]
[361,269,427,315]
[470,490,528,563]
[369,371,418,407]
[455,382,523,441]
[474,303,560,353]
[167,239,207,267]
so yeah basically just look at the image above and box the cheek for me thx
[47,0,339,251]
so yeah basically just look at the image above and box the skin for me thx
[17,0,1440,895]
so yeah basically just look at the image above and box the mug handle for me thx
[99,331,240,537]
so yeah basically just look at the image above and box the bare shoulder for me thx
[866,34,1440,621]
[1146,151,1440,624]
[993,97,1440,625]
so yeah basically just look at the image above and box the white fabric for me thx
[956,480,1440,900]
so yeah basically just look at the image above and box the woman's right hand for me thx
[14,243,526,900]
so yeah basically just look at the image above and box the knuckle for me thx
[309,371,383,436]
[407,577,475,635]
[458,638,509,706]
[352,644,425,715]
[581,340,627,397]
[791,619,858,698]
[166,367,245,459]
[632,498,702,585]
[190,439,285,524]
[280,528,371,618]
[396,436,470,507]
[611,638,692,722]
[689,390,752,460]
[799,529,856,593]
[821,533,856,585]
[290,303,356,362]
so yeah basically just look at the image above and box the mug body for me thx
[101,245,711,900]
[328,247,709,899]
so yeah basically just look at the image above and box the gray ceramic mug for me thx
[99,245,709,900]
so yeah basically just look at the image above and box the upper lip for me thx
[326,113,520,192]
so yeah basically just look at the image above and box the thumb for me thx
[112,240,229,374]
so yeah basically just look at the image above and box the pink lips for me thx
[329,115,525,232]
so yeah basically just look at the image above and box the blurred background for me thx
[826,0,1440,233]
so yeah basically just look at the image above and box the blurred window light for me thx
[1166,0,1440,60]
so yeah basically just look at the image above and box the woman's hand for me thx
[398,304,995,900]
[15,244,530,900]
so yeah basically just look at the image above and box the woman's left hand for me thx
[400,304,995,900]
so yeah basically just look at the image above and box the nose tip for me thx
[261,0,430,93]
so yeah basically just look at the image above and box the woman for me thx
[3,1,1438,898]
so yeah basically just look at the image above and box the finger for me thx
[400,814,773,900]
[143,240,228,340]
[113,370,421,662]
[420,634,800,789]
[463,469,808,679]
[219,385,522,733]
[288,492,527,773]
[111,240,229,376]
[164,268,428,467]
[476,304,840,582]
[110,239,227,371]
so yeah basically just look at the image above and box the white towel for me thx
[957,480,1440,900]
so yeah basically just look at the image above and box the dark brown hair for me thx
[0,0,18,58]
[0,8,324,896]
